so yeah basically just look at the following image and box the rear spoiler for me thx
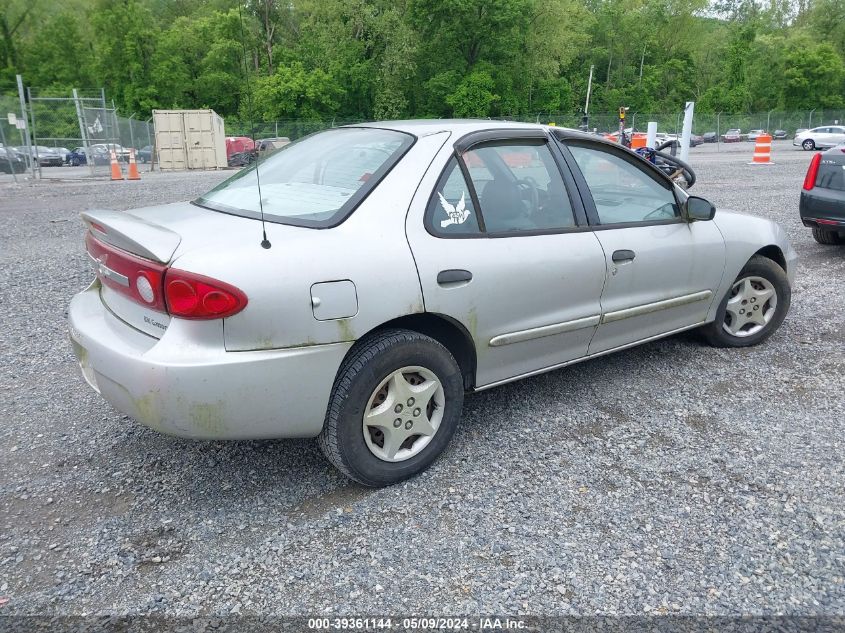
[81,209,181,263]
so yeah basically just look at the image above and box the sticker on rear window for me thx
[437,191,471,228]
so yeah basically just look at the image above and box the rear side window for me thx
[426,157,482,236]
[567,143,680,225]
[426,140,577,237]
[196,127,414,228]
[817,160,845,191]
[463,142,576,233]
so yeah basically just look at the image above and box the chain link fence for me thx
[223,118,367,142]
[1,85,154,180]
[227,110,845,148]
[5,95,845,181]
[530,109,845,139]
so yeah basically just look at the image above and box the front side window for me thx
[196,127,414,228]
[567,143,680,225]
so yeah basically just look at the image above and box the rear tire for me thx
[318,329,464,487]
[802,139,816,151]
[701,255,790,348]
[812,227,845,245]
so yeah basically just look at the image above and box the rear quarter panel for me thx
[169,131,451,351]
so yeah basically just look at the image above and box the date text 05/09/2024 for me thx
[307,617,527,630]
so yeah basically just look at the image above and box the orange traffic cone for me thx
[109,149,124,181]
[127,148,141,180]
[750,134,773,165]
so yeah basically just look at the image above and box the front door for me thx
[406,135,607,387]
[562,140,726,354]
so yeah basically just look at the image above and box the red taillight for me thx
[85,233,167,311]
[86,232,247,320]
[163,269,247,319]
[803,153,822,191]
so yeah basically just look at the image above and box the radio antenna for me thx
[237,0,271,249]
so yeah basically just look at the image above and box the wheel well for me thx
[371,313,477,390]
[754,245,787,273]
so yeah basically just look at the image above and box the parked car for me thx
[256,137,291,156]
[794,126,845,151]
[722,129,742,143]
[68,121,796,486]
[689,133,704,147]
[68,146,111,166]
[773,130,788,140]
[225,136,255,160]
[8,146,29,162]
[702,132,717,143]
[92,143,130,162]
[795,128,808,137]
[137,145,153,163]
[747,129,766,142]
[50,147,71,163]
[800,144,845,245]
[0,147,27,173]
[653,133,677,146]
[19,145,64,167]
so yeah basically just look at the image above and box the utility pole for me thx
[16,74,35,178]
[73,89,95,177]
[582,65,594,130]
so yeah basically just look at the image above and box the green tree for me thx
[446,68,498,116]
[781,38,845,109]
[90,0,159,113]
[252,61,344,120]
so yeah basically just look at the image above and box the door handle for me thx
[437,269,473,285]
[611,249,636,263]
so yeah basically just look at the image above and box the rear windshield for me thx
[195,127,414,228]
[817,159,845,191]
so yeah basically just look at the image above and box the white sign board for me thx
[15,119,26,130]
[7,112,16,125]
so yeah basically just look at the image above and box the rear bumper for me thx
[68,284,352,439]
[800,190,845,230]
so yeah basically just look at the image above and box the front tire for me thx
[701,255,790,348]
[802,139,816,151]
[318,329,464,487]
[812,227,845,245]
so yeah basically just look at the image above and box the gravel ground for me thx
[0,142,843,619]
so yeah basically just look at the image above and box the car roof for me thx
[350,119,605,143]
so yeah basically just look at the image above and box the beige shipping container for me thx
[152,109,227,170]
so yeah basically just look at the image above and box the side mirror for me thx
[686,196,716,221]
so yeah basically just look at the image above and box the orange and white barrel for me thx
[751,134,773,164]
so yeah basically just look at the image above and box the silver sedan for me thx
[794,125,845,151]
[68,120,796,486]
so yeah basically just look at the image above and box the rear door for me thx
[406,131,607,387]
[558,138,726,354]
